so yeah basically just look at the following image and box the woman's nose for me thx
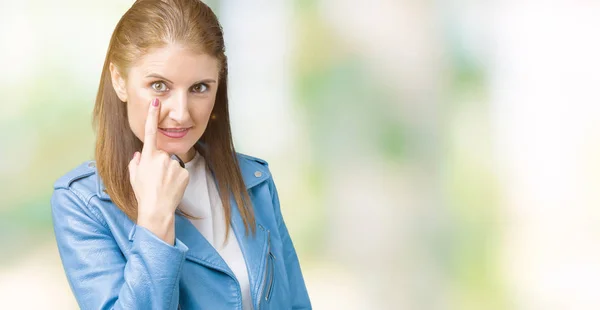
[163,91,191,123]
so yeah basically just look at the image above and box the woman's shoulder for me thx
[234,152,275,187]
[52,160,102,203]
[235,152,269,167]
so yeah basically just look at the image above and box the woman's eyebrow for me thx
[145,73,174,84]
[145,73,217,84]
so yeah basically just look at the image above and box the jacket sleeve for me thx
[51,188,188,310]
[268,178,312,310]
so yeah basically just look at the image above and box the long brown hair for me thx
[92,0,256,236]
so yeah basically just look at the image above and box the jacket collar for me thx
[95,152,271,200]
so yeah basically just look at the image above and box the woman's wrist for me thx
[137,212,176,245]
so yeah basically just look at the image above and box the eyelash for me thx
[150,81,209,94]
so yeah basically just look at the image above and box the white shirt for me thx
[178,151,253,310]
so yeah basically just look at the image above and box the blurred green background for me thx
[2,0,600,309]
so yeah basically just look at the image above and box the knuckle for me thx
[170,159,182,169]
[181,172,190,184]
[156,151,169,161]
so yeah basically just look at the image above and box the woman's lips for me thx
[158,127,191,138]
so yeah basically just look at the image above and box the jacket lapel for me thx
[211,153,272,300]
[174,214,232,273]
[228,193,269,301]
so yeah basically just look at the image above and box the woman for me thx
[50,0,311,309]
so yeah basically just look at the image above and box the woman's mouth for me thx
[158,127,191,139]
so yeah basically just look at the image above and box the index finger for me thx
[142,98,160,155]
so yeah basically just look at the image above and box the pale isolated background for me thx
[1,0,600,309]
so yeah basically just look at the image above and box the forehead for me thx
[131,44,219,81]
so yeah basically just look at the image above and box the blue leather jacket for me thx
[51,153,311,310]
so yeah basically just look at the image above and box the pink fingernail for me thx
[152,98,159,107]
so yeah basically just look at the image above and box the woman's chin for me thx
[157,142,196,158]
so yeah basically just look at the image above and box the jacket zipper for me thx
[265,251,276,301]
[257,230,271,309]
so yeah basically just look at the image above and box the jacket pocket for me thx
[265,251,276,301]
[258,230,277,309]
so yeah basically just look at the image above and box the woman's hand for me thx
[128,98,190,245]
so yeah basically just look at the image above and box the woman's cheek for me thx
[133,86,155,103]
[126,81,154,103]
[125,100,148,139]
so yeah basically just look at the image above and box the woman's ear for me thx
[109,62,128,102]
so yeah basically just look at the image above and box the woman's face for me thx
[110,44,220,162]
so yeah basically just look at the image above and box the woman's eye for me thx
[192,83,208,93]
[151,81,168,92]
